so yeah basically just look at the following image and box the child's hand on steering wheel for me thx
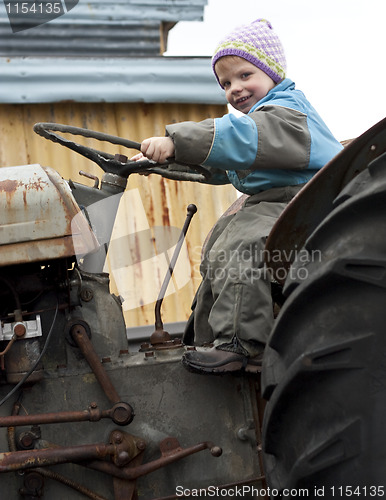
[140,137,175,164]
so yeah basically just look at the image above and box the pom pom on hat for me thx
[212,18,286,85]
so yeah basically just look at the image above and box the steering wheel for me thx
[33,122,212,182]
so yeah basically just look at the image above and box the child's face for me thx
[215,56,276,113]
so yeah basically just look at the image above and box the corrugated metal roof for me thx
[0,1,220,105]
[0,21,163,56]
[0,0,208,56]
[51,0,208,22]
[0,56,227,105]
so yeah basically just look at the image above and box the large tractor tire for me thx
[261,152,386,495]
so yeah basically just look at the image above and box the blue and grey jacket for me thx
[166,79,343,194]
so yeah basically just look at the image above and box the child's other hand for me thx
[141,137,175,164]
[130,152,145,162]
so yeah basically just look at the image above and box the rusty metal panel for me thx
[0,164,99,265]
[0,102,237,328]
[0,346,263,498]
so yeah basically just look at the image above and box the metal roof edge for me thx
[0,56,227,105]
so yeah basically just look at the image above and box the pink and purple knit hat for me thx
[212,18,287,85]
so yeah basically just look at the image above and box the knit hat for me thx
[212,19,286,85]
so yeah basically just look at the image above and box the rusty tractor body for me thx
[0,119,385,499]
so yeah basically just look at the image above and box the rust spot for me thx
[148,196,155,226]
[141,103,151,117]
[62,234,76,255]
[25,180,47,191]
[160,179,170,227]
[0,179,22,205]
[0,179,19,193]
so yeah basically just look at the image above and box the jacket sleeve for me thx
[165,119,230,185]
[166,105,311,173]
[165,118,215,165]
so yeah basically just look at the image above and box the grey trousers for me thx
[186,184,304,355]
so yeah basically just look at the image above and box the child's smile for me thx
[215,56,276,113]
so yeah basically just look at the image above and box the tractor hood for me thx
[0,164,99,265]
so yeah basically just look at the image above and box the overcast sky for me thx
[165,0,385,142]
